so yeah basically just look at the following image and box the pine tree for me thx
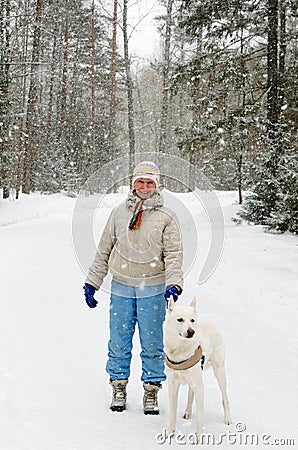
[239,0,297,233]
[266,151,298,233]
[170,0,267,192]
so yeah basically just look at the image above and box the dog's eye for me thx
[190,319,195,323]
[177,317,184,323]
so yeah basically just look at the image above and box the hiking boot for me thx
[109,379,128,412]
[143,382,161,415]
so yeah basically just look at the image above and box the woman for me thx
[83,161,183,414]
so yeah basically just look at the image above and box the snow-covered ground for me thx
[0,190,297,449]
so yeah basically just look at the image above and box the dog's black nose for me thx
[186,328,195,338]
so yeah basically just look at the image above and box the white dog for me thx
[163,297,232,443]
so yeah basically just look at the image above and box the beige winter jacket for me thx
[86,190,183,290]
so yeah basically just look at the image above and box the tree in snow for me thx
[0,0,16,199]
[167,0,269,195]
[240,0,297,233]
[10,0,112,194]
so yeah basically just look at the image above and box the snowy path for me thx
[0,193,297,449]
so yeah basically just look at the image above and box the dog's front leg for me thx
[183,386,194,420]
[167,378,180,436]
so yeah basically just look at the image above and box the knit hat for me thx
[132,161,160,189]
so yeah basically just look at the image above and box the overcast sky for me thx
[126,0,163,62]
[99,0,164,65]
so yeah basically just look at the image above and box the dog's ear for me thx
[168,297,175,312]
[190,296,196,309]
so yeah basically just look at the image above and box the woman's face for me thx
[134,178,156,200]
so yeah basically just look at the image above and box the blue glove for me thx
[83,283,98,308]
[164,285,182,304]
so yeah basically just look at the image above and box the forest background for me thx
[0,0,297,233]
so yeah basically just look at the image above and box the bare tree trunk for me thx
[4,0,11,198]
[109,0,118,161]
[22,0,43,194]
[188,27,203,190]
[267,0,279,148]
[238,26,246,205]
[159,0,174,153]
[60,14,69,157]
[69,37,80,166]
[46,27,58,135]
[1,0,11,198]
[123,0,135,179]
[237,153,243,204]
[278,0,286,111]
[91,0,95,171]
[265,0,281,211]
[16,0,29,199]
[190,28,202,165]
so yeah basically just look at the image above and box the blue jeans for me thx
[106,280,166,383]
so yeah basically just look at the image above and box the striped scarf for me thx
[127,189,163,231]
[128,199,144,230]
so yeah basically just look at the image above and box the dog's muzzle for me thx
[186,328,195,338]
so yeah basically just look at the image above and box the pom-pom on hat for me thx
[132,161,160,189]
